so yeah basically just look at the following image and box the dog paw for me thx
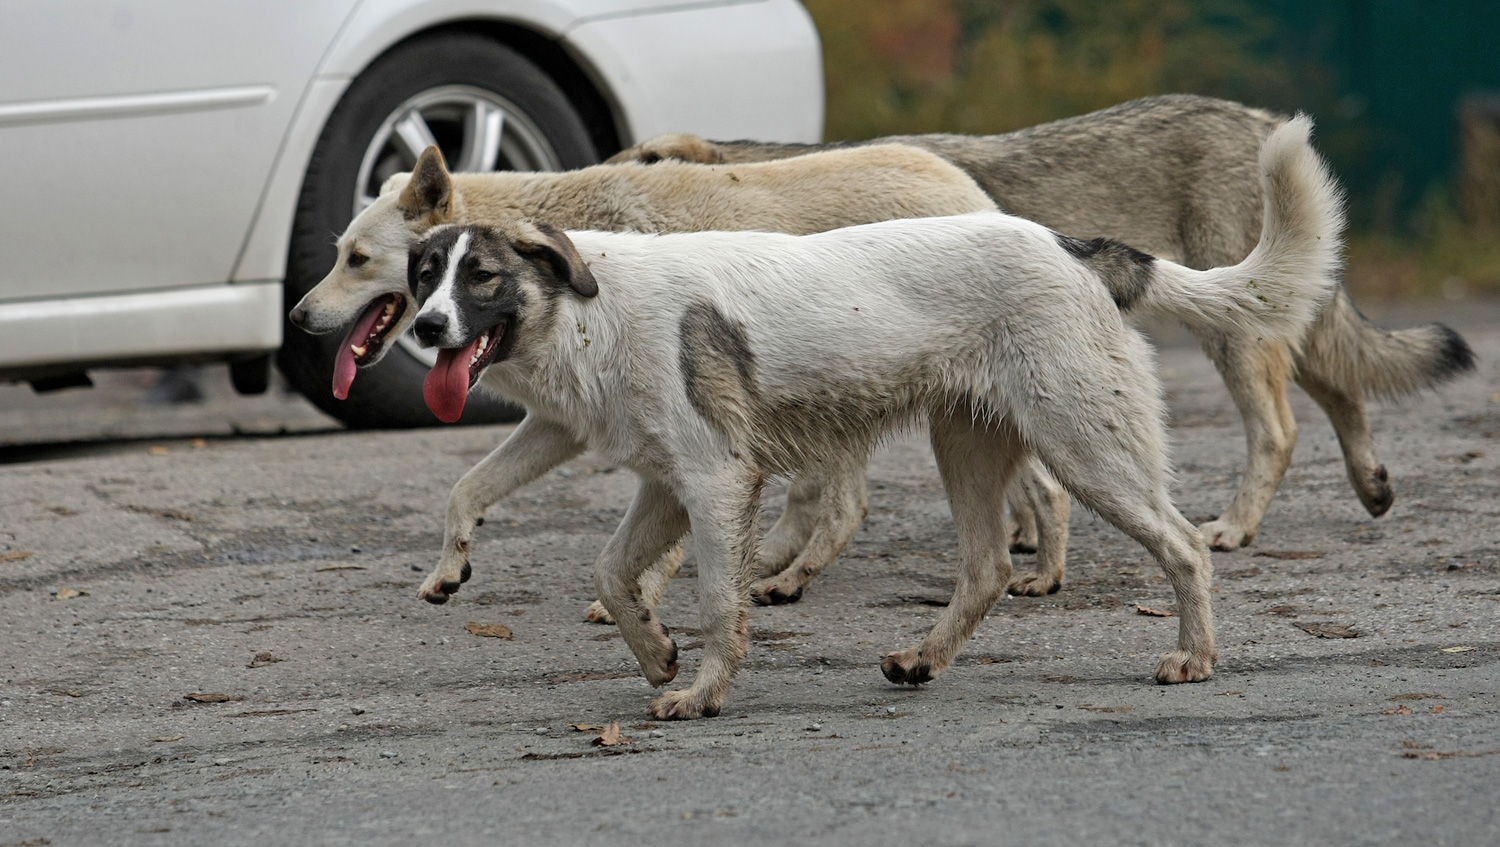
[1199,518,1252,552]
[648,688,722,720]
[1008,538,1038,555]
[1153,649,1216,684]
[880,648,936,686]
[583,600,616,625]
[749,575,805,606]
[1007,570,1061,596]
[635,625,680,687]
[1355,464,1395,518]
[417,563,469,605]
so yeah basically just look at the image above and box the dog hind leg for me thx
[1005,483,1039,553]
[882,412,1019,685]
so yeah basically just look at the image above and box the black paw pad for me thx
[439,581,461,596]
[1047,582,1061,595]
[701,704,720,718]
[460,563,472,583]
[424,592,450,606]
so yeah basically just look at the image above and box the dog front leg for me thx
[751,452,868,605]
[594,480,691,686]
[1005,457,1070,596]
[583,544,684,624]
[650,462,762,720]
[883,414,1019,685]
[418,416,585,603]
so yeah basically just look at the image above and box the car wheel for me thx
[278,33,598,428]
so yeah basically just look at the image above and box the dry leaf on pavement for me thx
[465,622,514,639]
[591,721,631,747]
[184,693,244,704]
[570,723,607,732]
[315,563,366,572]
[1439,645,1475,653]
[53,588,87,600]
[0,551,34,563]
[1135,605,1175,617]
[1295,622,1359,638]
[248,652,283,668]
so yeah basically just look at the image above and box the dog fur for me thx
[610,94,1477,555]
[288,143,1092,616]
[405,117,1344,718]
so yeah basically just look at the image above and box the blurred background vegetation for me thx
[801,0,1500,299]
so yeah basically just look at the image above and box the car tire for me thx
[278,33,598,428]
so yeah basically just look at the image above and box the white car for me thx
[0,0,823,426]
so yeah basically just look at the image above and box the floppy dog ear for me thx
[399,146,455,226]
[406,233,434,296]
[514,222,599,298]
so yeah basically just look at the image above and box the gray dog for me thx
[610,94,1475,562]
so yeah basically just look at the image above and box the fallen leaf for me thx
[1439,645,1475,653]
[230,708,318,718]
[1253,551,1325,560]
[591,721,631,747]
[1429,705,1446,714]
[1295,621,1360,638]
[1135,604,1175,617]
[0,551,34,562]
[1382,705,1413,715]
[125,504,193,521]
[184,693,243,704]
[1402,750,1496,760]
[1215,690,1246,696]
[190,438,207,449]
[569,723,607,732]
[1389,693,1444,701]
[153,736,183,743]
[148,446,170,456]
[247,652,283,668]
[1079,705,1133,713]
[315,563,366,572]
[465,622,514,639]
[53,588,87,601]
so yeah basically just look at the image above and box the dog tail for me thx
[1123,115,1346,346]
[1298,287,1475,400]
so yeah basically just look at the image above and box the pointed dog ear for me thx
[515,222,598,298]
[399,146,455,225]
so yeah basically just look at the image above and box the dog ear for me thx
[399,146,455,225]
[606,134,724,165]
[407,233,434,296]
[514,222,598,298]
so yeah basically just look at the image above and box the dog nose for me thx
[413,312,448,345]
[288,305,308,327]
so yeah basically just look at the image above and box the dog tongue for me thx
[332,299,388,400]
[423,338,483,423]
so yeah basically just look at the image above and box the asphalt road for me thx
[1,303,1498,846]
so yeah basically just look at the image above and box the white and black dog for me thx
[407,118,1343,719]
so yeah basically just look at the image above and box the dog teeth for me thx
[470,333,490,366]
[350,344,368,358]
[383,301,396,316]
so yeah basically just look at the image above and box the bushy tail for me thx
[1131,115,1346,345]
[1299,286,1476,400]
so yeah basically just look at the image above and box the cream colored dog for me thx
[289,144,1081,617]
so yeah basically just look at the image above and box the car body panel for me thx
[0,0,823,383]
[0,1,356,303]
[0,282,282,379]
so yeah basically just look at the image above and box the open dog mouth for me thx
[332,294,407,400]
[422,319,508,423]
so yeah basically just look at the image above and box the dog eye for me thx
[473,270,494,283]
[347,252,369,269]
[418,270,433,284]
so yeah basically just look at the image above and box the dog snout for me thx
[287,305,309,328]
[413,312,448,346]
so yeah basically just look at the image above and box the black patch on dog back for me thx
[1054,233,1157,311]
[678,301,759,436]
